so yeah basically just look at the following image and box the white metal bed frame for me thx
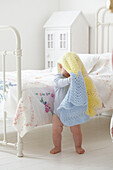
[0,7,113,157]
[95,6,113,53]
[0,26,23,157]
[95,7,113,117]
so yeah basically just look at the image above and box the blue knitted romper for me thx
[54,72,90,126]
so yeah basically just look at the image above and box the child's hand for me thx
[69,76,71,82]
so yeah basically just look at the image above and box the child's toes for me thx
[76,147,85,154]
[50,147,61,154]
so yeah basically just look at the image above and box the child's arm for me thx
[54,76,71,88]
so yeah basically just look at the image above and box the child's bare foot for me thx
[76,147,85,154]
[50,147,61,154]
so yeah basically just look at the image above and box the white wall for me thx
[59,0,106,53]
[0,0,60,71]
[0,0,110,71]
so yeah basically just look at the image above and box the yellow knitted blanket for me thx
[57,52,102,117]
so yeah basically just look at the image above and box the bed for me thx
[0,7,113,157]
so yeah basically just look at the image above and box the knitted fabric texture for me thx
[57,52,102,117]
[57,72,90,126]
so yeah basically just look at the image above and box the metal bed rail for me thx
[0,26,23,157]
[95,7,113,53]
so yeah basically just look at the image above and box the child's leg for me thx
[50,114,63,154]
[70,125,85,154]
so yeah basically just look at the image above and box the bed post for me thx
[6,26,23,157]
[11,26,23,157]
[17,134,23,157]
[0,26,23,157]
[16,45,23,157]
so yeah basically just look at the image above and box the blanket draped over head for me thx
[57,52,102,126]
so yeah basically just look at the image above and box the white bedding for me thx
[89,74,113,113]
[0,53,113,137]
[0,69,55,137]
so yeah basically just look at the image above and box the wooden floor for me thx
[0,116,113,170]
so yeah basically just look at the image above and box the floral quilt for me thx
[0,67,113,137]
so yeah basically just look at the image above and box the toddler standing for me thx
[50,64,85,154]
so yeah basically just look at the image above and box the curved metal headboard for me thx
[0,25,22,101]
[95,7,113,53]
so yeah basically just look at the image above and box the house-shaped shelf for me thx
[44,11,89,68]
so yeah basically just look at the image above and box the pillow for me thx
[78,53,112,75]
[77,53,99,73]
[88,53,112,75]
